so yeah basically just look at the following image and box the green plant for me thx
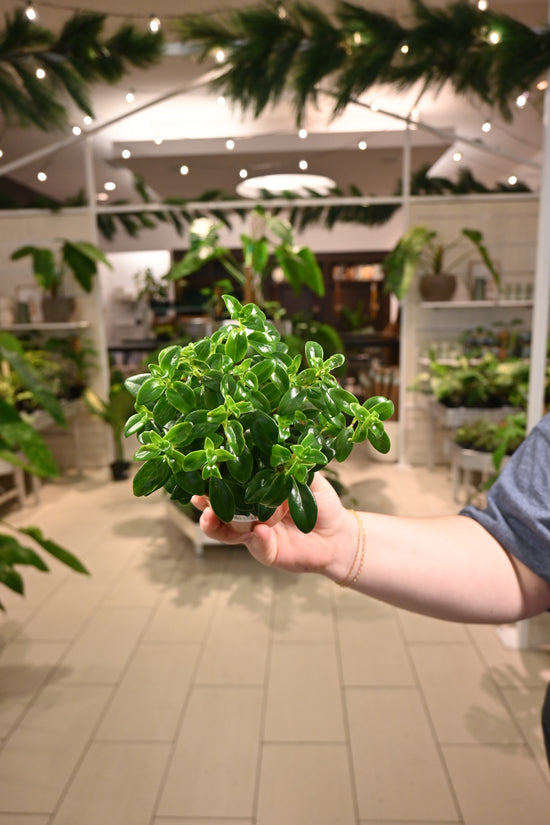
[84,371,136,463]
[165,208,325,307]
[0,333,89,610]
[135,268,169,305]
[382,225,499,300]
[454,412,526,472]
[124,295,393,533]
[10,239,112,297]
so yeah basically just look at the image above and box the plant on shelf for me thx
[454,411,526,474]
[165,208,325,310]
[10,239,112,322]
[411,353,531,409]
[382,225,499,301]
[123,295,393,533]
[0,333,89,610]
[83,370,137,481]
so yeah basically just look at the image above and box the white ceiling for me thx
[0,0,547,209]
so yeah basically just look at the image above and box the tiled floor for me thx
[2,445,550,824]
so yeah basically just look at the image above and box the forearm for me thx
[323,510,550,624]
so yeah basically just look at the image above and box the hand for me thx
[192,473,357,578]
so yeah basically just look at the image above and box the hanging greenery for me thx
[0,8,164,130]
[177,0,550,122]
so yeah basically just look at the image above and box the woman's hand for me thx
[191,473,357,579]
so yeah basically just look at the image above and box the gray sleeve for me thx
[460,413,550,584]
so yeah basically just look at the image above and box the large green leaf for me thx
[132,457,171,496]
[288,479,318,533]
[209,476,235,522]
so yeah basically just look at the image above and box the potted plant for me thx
[10,239,112,322]
[84,371,136,481]
[382,225,499,301]
[123,295,394,533]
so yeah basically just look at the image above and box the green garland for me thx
[178,0,550,122]
[0,8,164,130]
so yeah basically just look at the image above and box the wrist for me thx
[322,509,365,584]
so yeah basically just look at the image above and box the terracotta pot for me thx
[418,273,456,302]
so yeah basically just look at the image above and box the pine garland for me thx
[178,0,550,122]
[0,8,164,130]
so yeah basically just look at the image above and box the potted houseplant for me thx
[123,295,394,533]
[84,371,136,481]
[382,225,499,301]
[10,239,112,322]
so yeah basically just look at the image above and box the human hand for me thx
[191,472,357,578]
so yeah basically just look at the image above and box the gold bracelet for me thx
[337,510,365,587]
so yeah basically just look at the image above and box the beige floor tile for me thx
[337,607,416,686]
[272,574,335,641]
[0,640,67,737]
[255,743,355,825]
[96,642,200,741]
[16,576,111,642]
[346,687,458,821]
[50,742,170,825]
[501,685,550,778]
[443,743,550,825]
[0,684,111,812]
[0,816,50,824]
[410,642,523,744]
[102,545,180,607]
[467,624,550,687]
[264,642,346,742]
[58,605,151,683]
[154,821,252,825]
[157,686,262,818]
[143,583,220,643]
[396,608,470,643]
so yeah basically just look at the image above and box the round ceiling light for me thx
[236,173,336,198]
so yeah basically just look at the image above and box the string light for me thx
[225,139,235,150]
[72,125,81,136]
[537,79,548,91]
[121,148,131,159]
[148,15,161,33]
[25,2,37,21]
[277,5,287,19]
[370,101,380,111]
[37,171,47,182]
[481,121,492,132]
[97,192,109,202]
[125,89,135,104]
[488,30,501,45]
[453,151,462,162]
[83,115,93,126]
[410,108,420,122]
[35,68,46,80]
[0,149,4,159]
[400,44,409,54]
[477,0,488,9]
[104,181,116,191]
[153,136,163,145]
[508,175,518,185]
[215,50,225,63]
[299,159,308,170]
[358,140,367,150]
[516,92,528,108]
[217,96,226,107]
[239,168,248,179]
[179,164,189,175]
[298,128,308,139]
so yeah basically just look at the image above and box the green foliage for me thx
[10,239,112,297]
[124,295,393,533]
[0,333,89,609]
[84,371,136,462]
[178,0,550,122]
[382,225,499,300]
[454,412,526,473]
[0,8,163,130]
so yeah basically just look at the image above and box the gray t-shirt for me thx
[460,413,550,583]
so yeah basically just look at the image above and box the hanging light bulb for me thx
[481,121,492,132]
[25,2,37,21]
[358,140,367,151]
[508,175,518,186]
[35,67,46,80]
[37,171,47,182]
[125,89,135,104]
[225,139,235,150]
[239,168,248,179]
[72,125,82,136]
[149,15,161,33]
[83,115,93,126]
[121,148,131,159]
[298,128,308,139]
[179,164,189,176]
[299,159,308,170]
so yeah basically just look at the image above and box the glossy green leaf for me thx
[124,374,151,398]
[158,345,181,374]
[173,469,205,495]
[225,419,245,454]
[305,340,324,366]
[288,479,318,533]
[124,412,146,437]
[227,445,253,483]
[367,429,391,454]
[363,396,395,420]
[166,381,196,413]
[132,457,171,496]
[181,449,207,472]
[209,476,235,522]
[278,387,307,416]
[164,420,194,447]
[333,427,354,461]
[225,327,249,363]
[136,377,165,407]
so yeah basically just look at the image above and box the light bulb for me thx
[298,128,308,139]
[299,159,308,170]
[37,171,47,182]
[180,165,189,175]
[225,139,235,150]
[358,140,367,151]
[215,50,225,63]
[83,115,93,125]
[452,151,462,162]
[516,92,528,108]
[35,67,46,79]
[482,121,492,132]
[0,149,4,158]
[488,30,500,45]
[149,15,161,33]
[478,0,488,9]
[104,181,116,191]
[217,96,226,107]
[25,2,37,21]
[154,136,163,145]
[370,101,380,111]
[239,169,248,179]
[125,90,135,104]
[508,175,518,185]
[400,44,409,54]
[72,125,82,136]
[121,148,131,159]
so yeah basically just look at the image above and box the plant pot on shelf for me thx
[41,295,76,323]
[418,273,456,302]
[110,459,131,481]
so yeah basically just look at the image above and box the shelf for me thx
[420,300,533,309]
[0,321,90,332]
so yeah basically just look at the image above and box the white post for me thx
[397,124,412,465]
